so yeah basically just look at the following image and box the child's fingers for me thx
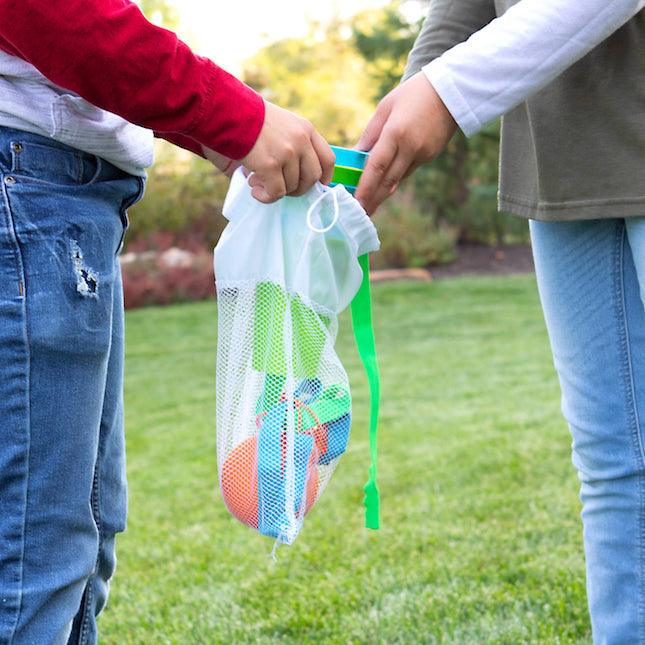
[354,131,398,213]
[291,146,322,196]
[282,156,300,195]
[364,151,410,214]
[311,130,335,185]
[249,169,286,203]
[356,99,391,153]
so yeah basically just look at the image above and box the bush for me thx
[458,182,530,245]
[125,141,230,253]
[122,253,214,310]
[372,194,458,269]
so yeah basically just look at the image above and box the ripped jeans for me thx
[0,127,143,644]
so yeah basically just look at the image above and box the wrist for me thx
[422,60,481,137]
[427,79,458,142]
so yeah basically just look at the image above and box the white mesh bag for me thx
[214,168,380,545]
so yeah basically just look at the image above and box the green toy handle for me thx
[298,385,352,431]
[350,254,380,530]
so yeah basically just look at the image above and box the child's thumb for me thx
[251,186,271,203]
[356,101,391,152]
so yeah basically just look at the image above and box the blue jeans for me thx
[0,127,143,644]
[531,218,645,645]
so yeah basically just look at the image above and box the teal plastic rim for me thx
[330,145,368,171]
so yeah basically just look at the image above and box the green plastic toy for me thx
[252,282,331,379]
[329,145,368,195]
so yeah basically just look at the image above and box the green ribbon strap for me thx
[350,253,380,530]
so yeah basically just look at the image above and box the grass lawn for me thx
[101,275,589,644]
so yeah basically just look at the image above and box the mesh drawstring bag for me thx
[214,168,380,545]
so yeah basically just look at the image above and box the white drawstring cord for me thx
[306,187,340,233]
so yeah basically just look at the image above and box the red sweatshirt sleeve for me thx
[0,0,265,160]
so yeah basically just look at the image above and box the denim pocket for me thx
[9,139,98,188]
[116,176,145,255]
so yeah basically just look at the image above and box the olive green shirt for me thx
[404,1,645,221]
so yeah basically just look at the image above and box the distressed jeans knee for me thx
[70,239,99,298]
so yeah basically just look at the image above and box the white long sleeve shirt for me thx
[424,0,645,136]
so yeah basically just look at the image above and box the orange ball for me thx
[220,435,318,530]
[221,436,259,528]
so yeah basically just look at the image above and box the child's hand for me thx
[241,101,335,203]
[354,72,457,215]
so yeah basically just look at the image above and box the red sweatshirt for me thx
[0,0,265,160]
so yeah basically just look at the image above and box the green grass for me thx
[101,275,589,644]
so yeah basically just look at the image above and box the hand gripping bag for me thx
[214,168,380,545]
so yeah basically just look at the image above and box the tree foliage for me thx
[243,21,375,146]
[352,1,426,100]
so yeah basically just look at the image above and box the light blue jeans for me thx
[531,218,645,645]
[0,127,143,644]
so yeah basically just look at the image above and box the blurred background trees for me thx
[127,0,529,274]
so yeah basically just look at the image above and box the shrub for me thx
[125,141,230,253]
[372,195,458,269]
[122,253,215,309]
[458,182,530,246]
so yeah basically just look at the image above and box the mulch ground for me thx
[430,243,534,279]
[371,244,534,283]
